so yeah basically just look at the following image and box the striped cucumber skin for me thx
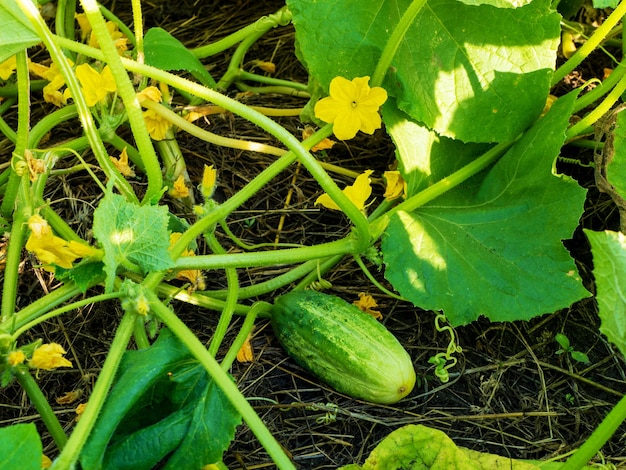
[271,290,416,404]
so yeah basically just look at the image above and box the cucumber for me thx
[271,290,416,404]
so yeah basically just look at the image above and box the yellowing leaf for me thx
[316,170,373,211]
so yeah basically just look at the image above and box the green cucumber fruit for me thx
[271,290,416,404]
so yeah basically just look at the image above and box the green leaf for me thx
[54,261,106,293]
[455,0,532,8]
[607,109,626,201]
[144,27,217,89]
[382,92,589,326]
[592,0,619,7]
[288,0,559,142]
[0,423,42,470]
[81,329,240,470]
[92,189,173,291]
[338,424,541,469]
[0,3,40,64]
[585,230,626,358]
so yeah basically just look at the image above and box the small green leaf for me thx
[0,423,42,470]
[0,4,40,64]
[554,333,571,351]
[570,350,590,364]
[54,261,106,293]
[92,188,173,291]
[383,92,589,326]
[144,27,216,88]
[585,230,626,358]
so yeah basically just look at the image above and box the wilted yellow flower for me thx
[25,214,101,270]
[314,76,387,140]
[75,63,116,107]
[302,126,335,152]
[88,21,129,54]
[353,293,382,320]
[7,350,26,366]
[383,170,405,201]
[315,170,374,212]
[143,108,171,140]
[75,403,87,422]
[110,148,135,177]
[168,233,205,290]
[200,165,217,198]
[30,343,72,370]
[170,175,189,199]
[0,55,17,80]
[236,333,254,363]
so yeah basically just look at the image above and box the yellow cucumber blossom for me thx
[29,60,73,107]
[353,293,382,320]
[169,233,206,291]
[7,350,26,366]
[314,76,387,140]
[25,214,101,270]
[110,147,135,177]
[383,170,405,201]
[143,108,171,140]
[75,63,117,107]
[29,343,73,370]
[315,170,374,212]
[0,55,17,80]
[200,165,217,199]
[88,21,129,54]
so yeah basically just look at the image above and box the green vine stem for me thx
[191,7,291,59]
[371,0,427,88]
[144,289,295,470]
[552,0,626,86]
[16,0,138,204]
[79,0,162,204]
[572,61,626,114]
[50,310,136,470]
[560,392,626,469]
[15,369,68,450]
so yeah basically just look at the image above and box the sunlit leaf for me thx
[0,423,41,470]
[0,3,40,64]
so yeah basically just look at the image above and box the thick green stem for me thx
[552,0,626,86]
[560,393,626,469]
[16,370,68,450]
[51,311,136,470]
[371,0,427,88]
[145,290,295,470]
[79,0,162,204]
[220,301,270,370]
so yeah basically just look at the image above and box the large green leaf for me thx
[0,3,40,64]
[288,0,559,142]
[585,230,626,358]
[382,92,589,326]
[93,188,173,291]
[0,423,41,470]
[81,329,241,470]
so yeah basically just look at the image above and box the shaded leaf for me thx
[382,92,589,326]
[144,27,216,88]
[585,230,626,358]
[288,0,559,142]
[93,188,173,291]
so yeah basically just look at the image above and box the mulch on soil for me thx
[1,1,626,469]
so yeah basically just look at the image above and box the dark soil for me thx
[1,1,626,469]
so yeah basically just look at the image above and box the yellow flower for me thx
[200,165,217,198]
[315,170,374,211]
[75,403,87,422]
[88,21,129,54]
[42,454,53,469]
[0,55,17,80]
[7,350,26,366]
[29,60,73,107]
[143,108,171,140]
[302,126,335,152]
[74,13,92,41]
[110,148,135,177]
[29,343,73,370]
[236,333,254,363]
[75,63,116,107]
[170,175,189,199]
[137,86,162,104]
[383,170,405,201]
[353,293,382,320]
[25,214,100,270]
[314,76,387,140]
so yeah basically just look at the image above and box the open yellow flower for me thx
[25,214,100,270]
[75,63,116,107]
[110,147,135,177]
[29,60,73,107]
[315,170,374,211]
[29,343,73,370]
[143,108,171,140]
[7,350,26,366]
[383,170,405,201]
[314,76,387,140]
